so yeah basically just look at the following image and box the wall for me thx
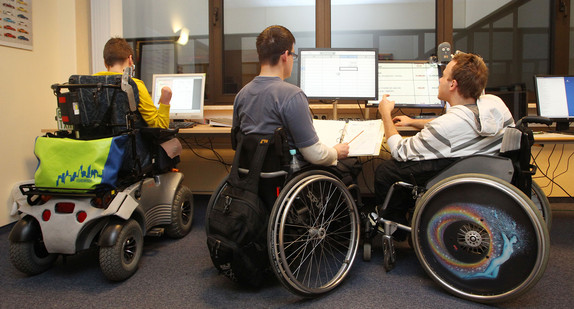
[0,0,91,227]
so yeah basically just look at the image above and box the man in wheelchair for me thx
[207,25,362,296]
[232,25,351,208]
[374,52,514,241]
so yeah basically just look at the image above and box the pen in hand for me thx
[347,130,364,144]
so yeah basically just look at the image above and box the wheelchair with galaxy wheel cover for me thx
[206,127,362,297]
[363,116,553,303]
[9,68,194,281]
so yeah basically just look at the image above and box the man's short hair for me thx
[103,37,133,67]
[451,52,489,100]
[256,25,296,66]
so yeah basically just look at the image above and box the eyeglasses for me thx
[287,50,298,60]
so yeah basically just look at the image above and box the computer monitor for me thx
[151,73,206,121]
[298,48,378,100]
[367,61,442,108]
[534,75,574,132]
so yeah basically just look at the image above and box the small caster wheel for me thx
[363,241,372,261]
[382,236,396,272]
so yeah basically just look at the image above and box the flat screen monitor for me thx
[298,48,378,100]
[534,75,574,132]
[367,61,442,108]
[151,73,206,120]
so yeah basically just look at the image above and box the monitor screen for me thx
[151,73,206,120]
[367,61,442,108]
[534,75,574,119]
[298,48,378,100]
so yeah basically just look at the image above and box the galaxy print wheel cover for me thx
[414,176,545,297]
[426,204,525,279]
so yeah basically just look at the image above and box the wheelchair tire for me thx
[9,238,58,276]
[531,181,552,230]
[363,241,372,261]
[204,176,228,236]
[268,170,360,297]
[412,173,550,303]
[99,219,143,281]
[166,185,194,239]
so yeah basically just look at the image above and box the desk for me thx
[533,132,574,144]
[177,124,417,136]
[178,124,231,135]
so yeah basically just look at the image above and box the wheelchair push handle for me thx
[516,116,553,127]
[51,82,120,95]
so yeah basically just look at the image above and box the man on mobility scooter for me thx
[9,38,193,281]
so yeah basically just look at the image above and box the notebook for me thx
[207,118,233,127]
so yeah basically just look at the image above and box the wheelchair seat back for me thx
[231,127,291,176]
[54,74,147,139]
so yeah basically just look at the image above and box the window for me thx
[108,0,568,105]
[222,0,316,93]
[332,0,436,60]
[122,0,209,97]
[453,0,551,91]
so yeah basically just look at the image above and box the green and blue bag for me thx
[34,135,129,190]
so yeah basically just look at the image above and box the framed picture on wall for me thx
[1,0,33,50]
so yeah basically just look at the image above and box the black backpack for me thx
[206,132,277,287]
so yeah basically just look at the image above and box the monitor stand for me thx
[550,120,574,135]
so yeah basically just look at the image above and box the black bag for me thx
[206,133,273,287]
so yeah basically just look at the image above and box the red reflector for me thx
[55,202,75,213]
[62,116,69,123]
[42,210,51,221]
[58,96,66,103]
[76,211,87,223]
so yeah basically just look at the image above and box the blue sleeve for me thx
[281,92,319,148]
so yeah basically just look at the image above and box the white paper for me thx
[313,119,385,156]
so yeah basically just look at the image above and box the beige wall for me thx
[0,0,91,227]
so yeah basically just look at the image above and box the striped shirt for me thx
[387,94,515,162]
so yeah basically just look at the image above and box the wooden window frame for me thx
[208,0,569,105]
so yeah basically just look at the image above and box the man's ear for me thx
[450,79,458,91]
[128,55,134,66]
[280,50,288,62]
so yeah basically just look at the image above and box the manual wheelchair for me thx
[206,127,363,297]
[9,69,194,281]
[364,116,553,303]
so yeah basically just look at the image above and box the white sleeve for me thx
[299,141,338,166]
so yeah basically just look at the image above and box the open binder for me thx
[313,119,385,156]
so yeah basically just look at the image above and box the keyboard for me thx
[414,114,438,119]
[169,121,197,129]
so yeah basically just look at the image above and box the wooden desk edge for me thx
[41,126,574,144]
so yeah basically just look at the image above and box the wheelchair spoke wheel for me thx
[268,170,360,297]
[412,174,550,303]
